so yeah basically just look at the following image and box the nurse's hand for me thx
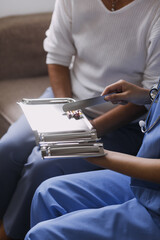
[102,80,151,105]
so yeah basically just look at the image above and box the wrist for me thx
[90,119,104,137]
[149,85,158,101]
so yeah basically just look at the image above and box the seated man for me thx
[25,80,160,240]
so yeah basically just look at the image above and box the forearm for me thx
[91,103,147,137]
[48,64,72,98]
[87,150,160,183]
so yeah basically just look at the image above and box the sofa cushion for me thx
[0,76,49,137]
[0,13,52,80]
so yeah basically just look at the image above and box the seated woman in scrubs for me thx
[25,80,160,240]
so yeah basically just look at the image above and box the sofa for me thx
[0,12,52,137]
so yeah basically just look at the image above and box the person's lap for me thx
[30,170,133,225]
[25,199,160,240]
[25,170,160,240]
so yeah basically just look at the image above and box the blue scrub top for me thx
[131,86,160,221]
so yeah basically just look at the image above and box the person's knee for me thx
[22,160,46,187]
[32,176,70,213]
[35,176,66,198]
[0,120,36,166]
[22,154,66,190]
[25,222,45,240]
[25,220,64,240]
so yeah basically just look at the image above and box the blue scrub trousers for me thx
[24,170,160,240]
[0,87,144,239]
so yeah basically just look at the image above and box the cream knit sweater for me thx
[44,0,160,116]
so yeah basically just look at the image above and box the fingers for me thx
[104,92,129,105]
[101,80,125,96]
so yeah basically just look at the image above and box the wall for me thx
[0,0,55,18]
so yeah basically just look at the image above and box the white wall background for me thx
[0,0,55,18]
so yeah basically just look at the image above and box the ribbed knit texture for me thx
[44,0,160,117]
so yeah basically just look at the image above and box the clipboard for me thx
[18,98,105,159]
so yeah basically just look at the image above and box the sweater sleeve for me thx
[142,10,160,90]
[43,0,76,66]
